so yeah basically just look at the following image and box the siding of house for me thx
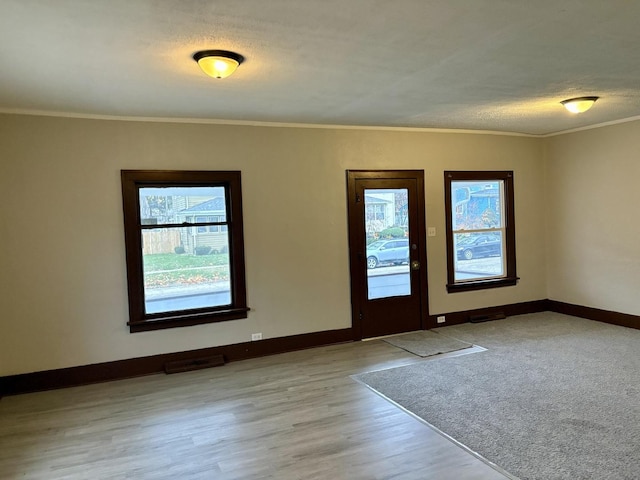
[192,232,228,252]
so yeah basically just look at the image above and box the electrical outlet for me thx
[428,227,436,237]
[251,333,262,341]
[437,316,446,324]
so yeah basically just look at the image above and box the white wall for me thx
[544,120,640,315]
[0,114,546,376]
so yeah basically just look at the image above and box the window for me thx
[121,170,249,332]
[366,203,387,221]
[195,216,208,233]
[444,171,517,292]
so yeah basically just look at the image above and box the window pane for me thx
[364,188,410,300]
[142,227,231,314]
[453,231,504,282]
[196,216,207,233]
[451,180,503,231]
[139,186,227,226]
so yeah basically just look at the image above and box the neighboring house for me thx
[453,184,500,229]
[364,191,410,241]
[176,197,228,254]
[469,186,500,217]
[364,192,396,238]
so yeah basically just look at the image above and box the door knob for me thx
[411,260,420,270]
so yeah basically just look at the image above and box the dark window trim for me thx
[444,170,517,293]
[121,170,249,333]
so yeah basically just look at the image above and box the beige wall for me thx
[544,120,640,315]
[0,114,547,376]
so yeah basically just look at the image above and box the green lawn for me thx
[143,253,230,287]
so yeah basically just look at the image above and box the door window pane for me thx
[365,188,411,300]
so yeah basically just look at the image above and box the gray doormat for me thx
[383,330,472,357]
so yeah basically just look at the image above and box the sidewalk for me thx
[145,281,230,300]
[368,265,410,277]
[145,265,409,300]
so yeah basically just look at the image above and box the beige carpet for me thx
[357,312,640,480]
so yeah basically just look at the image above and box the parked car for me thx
[456,234,501,260]
[366,239,409,269]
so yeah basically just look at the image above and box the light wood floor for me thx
[0,340,511,479]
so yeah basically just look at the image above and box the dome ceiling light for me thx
[193,50,244,79]
[561,96,599,113]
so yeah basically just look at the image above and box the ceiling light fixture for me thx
[193,50,244,79]
[561,96,599,114]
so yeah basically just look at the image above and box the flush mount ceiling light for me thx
[193,50,244,79]
[561,96,599,113]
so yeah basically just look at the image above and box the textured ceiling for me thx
[1,0,640,135]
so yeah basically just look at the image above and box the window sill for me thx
[128,307,250,333]
[446,276,519,293]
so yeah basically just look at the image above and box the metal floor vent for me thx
[164,354,225,374]
[469,312,506,323]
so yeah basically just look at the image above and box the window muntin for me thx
[445,171,517,292]
[122,171,248,332]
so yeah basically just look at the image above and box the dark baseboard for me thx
[547,300,640,330]
[4,299,638,397]
[0,328,353,397]
[428,299,549,328]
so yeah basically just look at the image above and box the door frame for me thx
[346,170,430,340]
